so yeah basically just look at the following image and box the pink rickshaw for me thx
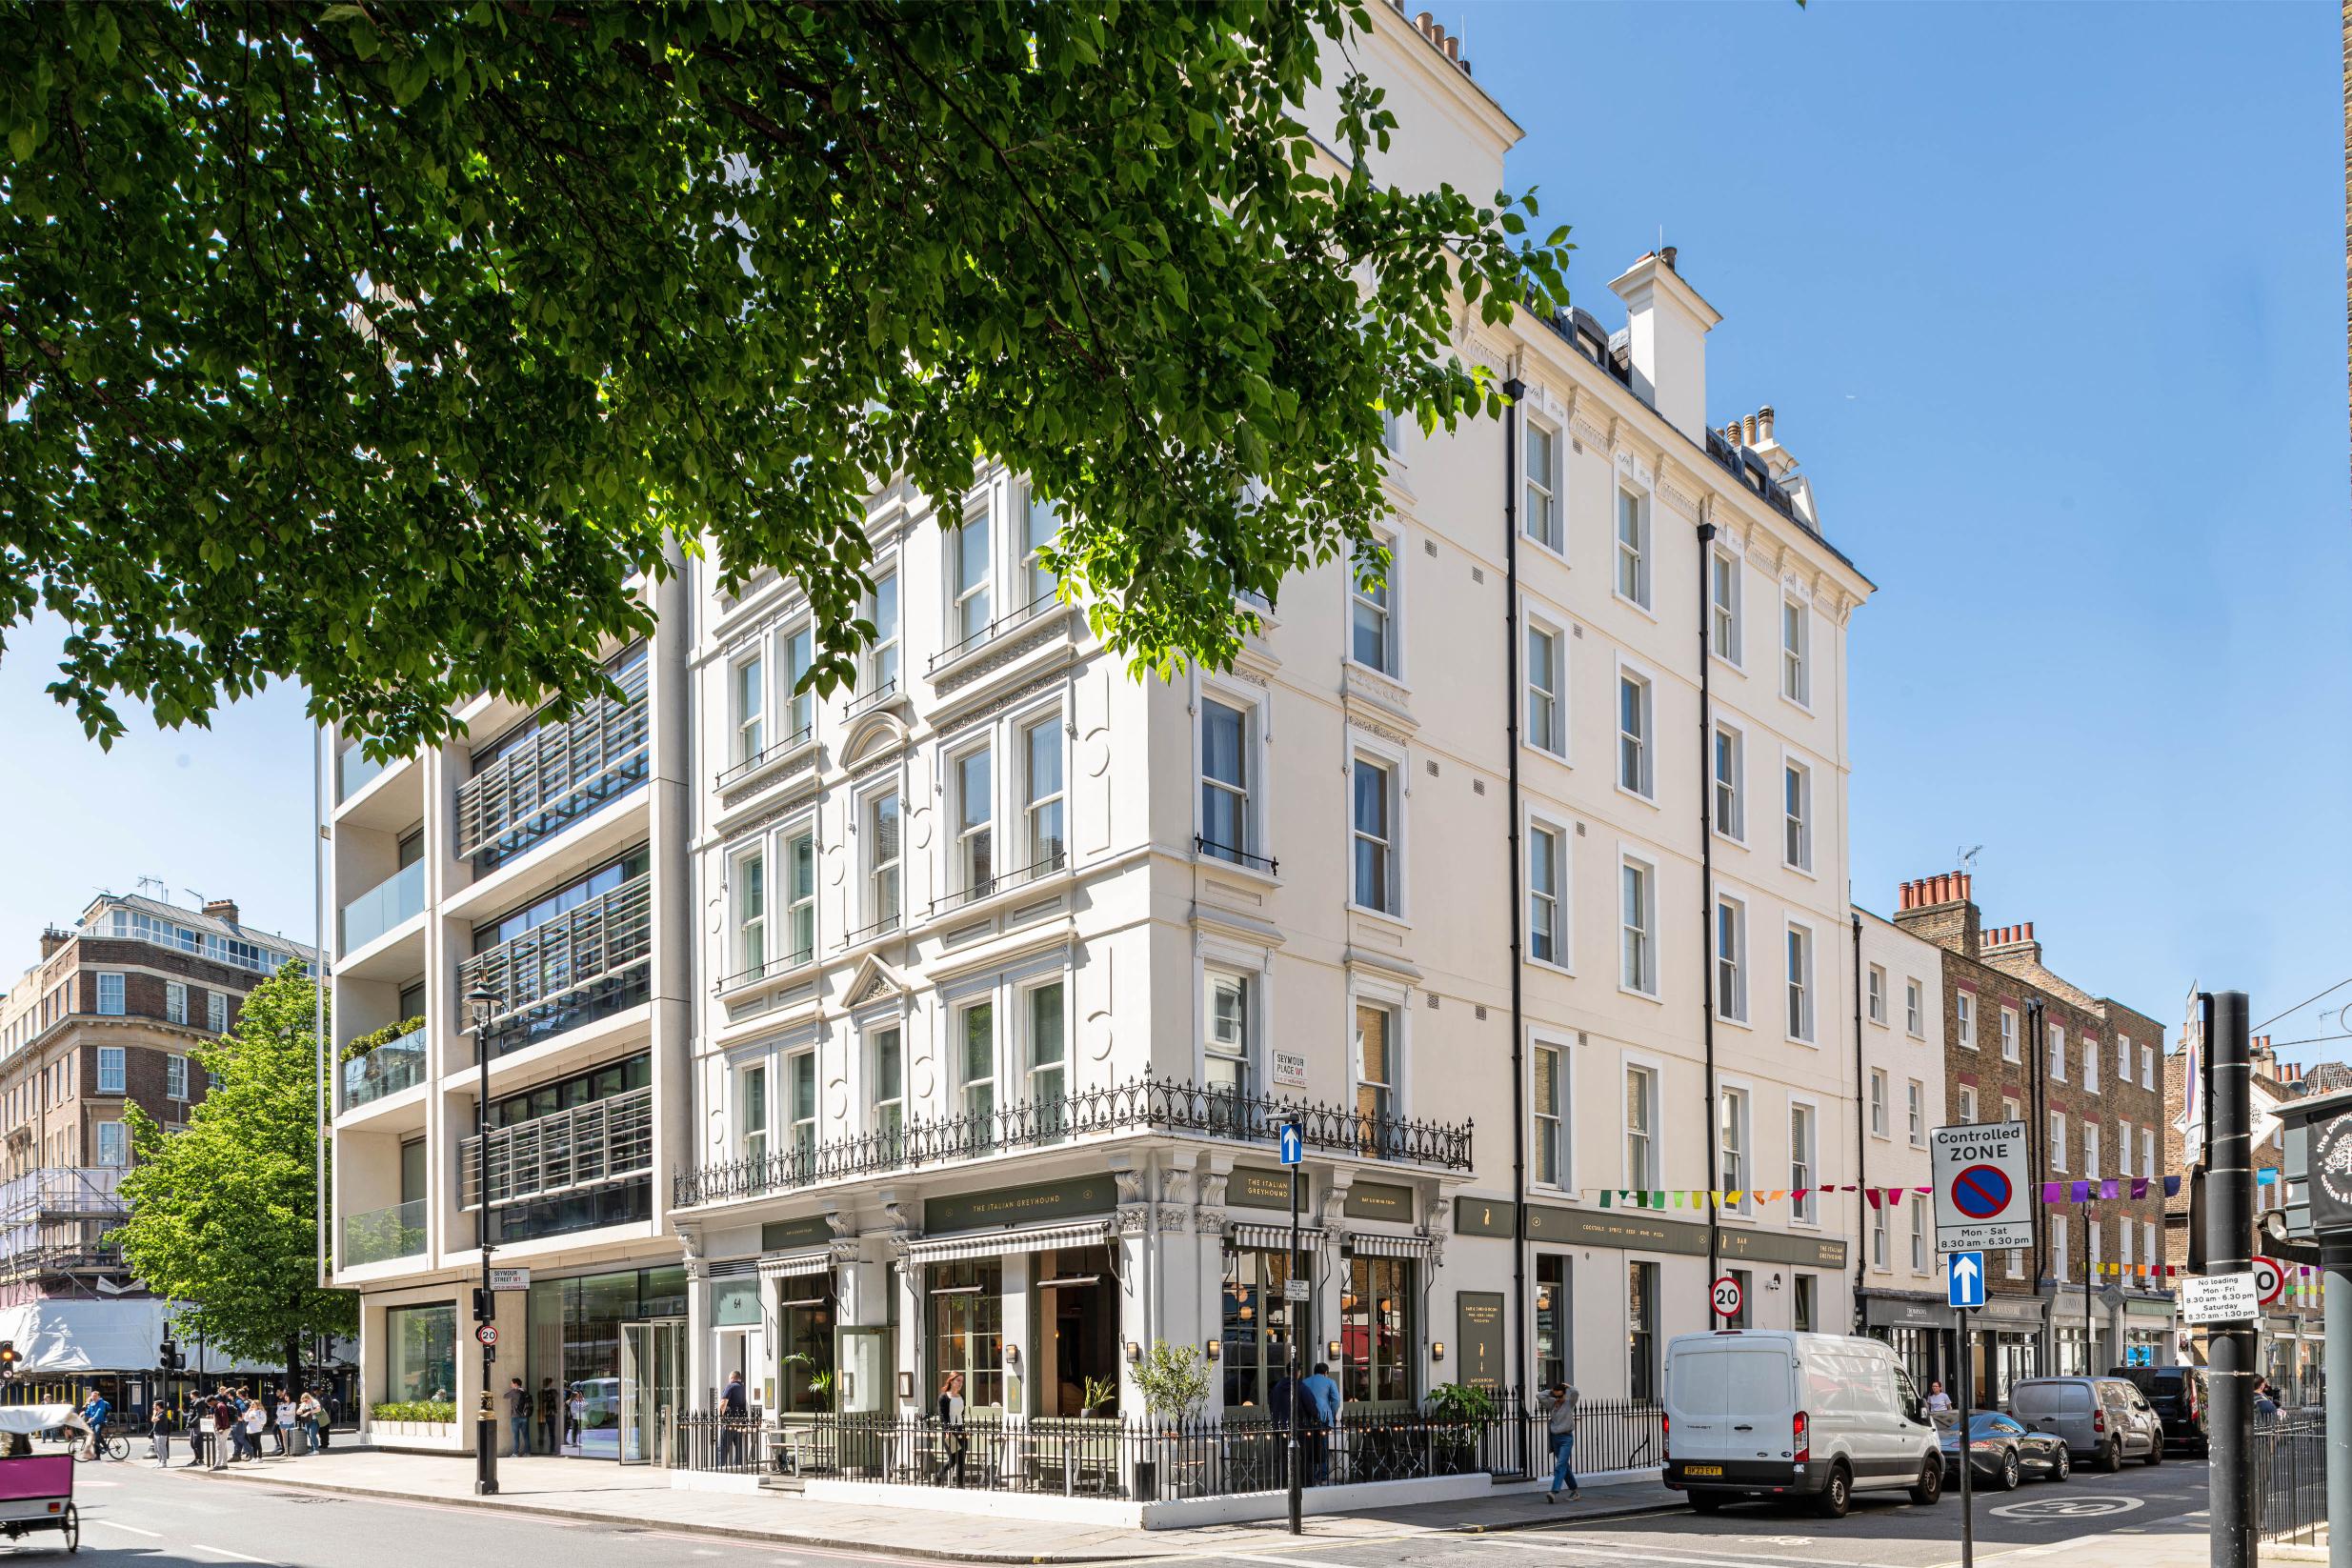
[0,1406,87,1553]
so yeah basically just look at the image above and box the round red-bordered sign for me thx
[475,1323,499,1347]
[1950,1163,2013,1220]
[2253,1257,2286,1307]
[1711,1275,1742,1319]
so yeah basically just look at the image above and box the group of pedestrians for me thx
[188,1385,332,1467]
[504,1376,574,1456]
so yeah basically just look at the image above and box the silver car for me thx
[2009,1377,2162,1471]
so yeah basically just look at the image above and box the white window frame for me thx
[949,501,995,650]
[1710,547,1743,667]
[1869,1069,1889,1139]
[1196,674,1267,873]
[1907,1079,1925,1146]
[780,621,815,745]
[867,1020,907,1138]
[1780,754,1814,873]
[2141,1045,2155,1090]
[1614,484,1651,610]
[1785,919,1817,1043]
[2049,1111,2067,1172]
[1717,1082,1752,1215]
[1622,1058,1661,1189]
[1202,960,1259,1099]
[1348,532,1399,677]
[954,994,998,1121]
[780,821,817,967]
[96,1121,128,1169]
[1525,615,1565,758]
[1788,1097,1819,1224]
[1780,593,1811,708]
[1618,853,1659,998]
[1958,1085,1977,1123]
[1871,1203,1890,1271]
[2000,1005,2019,1062]
[1711,718,1745,842]
[2140,1127,2155,1180]
[1616,661,1656,800]
[1020,975,1069,1116]
[2083,1035,2100,1094]
[950,740,996,902]
[1906,979,1924,1037]
[166,1055,189,1101]
[1531,1033,1570,1190]
[2049,1022,2067,1083]
[166,982,188,1027]
[1018,707,1068,876]
[1526,815,1569,972]
[784,1048,817,1161]
[95,974,125,1016]
[727,840,769,981]
[2084,1120,2101,1179]
[207,991,228,1033]
[1523,415,1562,554]
[863,560,902,696]
[862,785,903,935]
[1866,965,1886,1026]
[1021,481,1061,612]
[1349,978,1410,1138]
[738,1058,771,1164]
[97,1047,126,1095]
[1910,1197,1928,1274]
[1348,736,1405,918]
[731,647,767,765]
[2118,1034,2132,1084]
[1958,991,1977,1050]
[1714,894,1747,1025]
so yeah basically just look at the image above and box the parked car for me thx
[2009,1377,2162,1471]
[2111,1365,2208,1455]
[1661,1330,1944,1519]
[1935,1411,2071,1490]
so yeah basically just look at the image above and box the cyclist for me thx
[78,1391,111,1459]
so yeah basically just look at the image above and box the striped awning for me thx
[1344,1232,1437,1260]
[756,1248,834,1279]
[901,1219,1112,1266]
[1228,1222,1325,1253]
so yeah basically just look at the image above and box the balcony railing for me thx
[342,1198,427,1267]
[715,723,814,792]
[340,859,425,954]
[842,677,900,720]
[929,851,1066,918]
[341,1026,429,1112]
[1194,834,1278,875]
[459,1085,654,1211]
[674,1075,1474,1208]
[337,742,387,802]
[925,593,1062,677]
[715,943,815,995]
[454,653,650,868]
[459,873,653,1058]
[835,911,901,951]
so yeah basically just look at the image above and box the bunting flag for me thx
[1558,1172,2189,1215]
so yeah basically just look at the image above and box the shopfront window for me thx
[383,1303,456,1404]
[1534,1255,1569,1391]
[1035,1245,1116,1417]
[524,1264,689,1458]
[1628,1261,1658,1402]
[927,1259,1004,1411]
[775,1279,837,1415]
[1221,1248,1307,1415]
[1336,1256,1413,1407]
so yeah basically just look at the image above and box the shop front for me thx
[2122,1295,2177,1371]
[1861,1292,1955,1396]
[1963,1296,2046,1408]
[522,1262,689,1459]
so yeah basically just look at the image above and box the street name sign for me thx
[1931,1121,2033,1254]
[1946,1251,1986,1309]
[490,1267,532,1292]
[2181,1271,2261,1326]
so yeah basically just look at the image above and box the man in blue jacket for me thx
[1298,1363,1341,1483]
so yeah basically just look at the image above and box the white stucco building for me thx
[1853,905,1950,1385]
[667,1,1876,1435]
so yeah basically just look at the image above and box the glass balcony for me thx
[340,860,425,954]
[459,873,653,1059]
[342,1198,427,1267]
[337,742,387,802]
[340,1026,429,1112]
[455,650,650,870]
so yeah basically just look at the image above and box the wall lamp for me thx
[1004,1344,1020,1368]
[1432,1341,1446,1363]
[1125,1341,1142,1364]
[1327,1339,1341,1362]
[1204,1340,1221,1363]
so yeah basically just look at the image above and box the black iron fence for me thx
[675,1075,1474,1207]
[670,1394,1662,1499]
[2254,1406,2326,1546]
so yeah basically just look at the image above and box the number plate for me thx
[1683,1464,1724,1477]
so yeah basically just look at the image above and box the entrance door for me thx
[618,1318,685,1464]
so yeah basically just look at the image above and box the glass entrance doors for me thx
[618,1318,685,1464]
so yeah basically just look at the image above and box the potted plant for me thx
[1130,1343,1212,1499]
[1418,1382,1498,1477]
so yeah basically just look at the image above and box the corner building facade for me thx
[669,4,1877,1429]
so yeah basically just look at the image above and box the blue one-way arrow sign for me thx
[1947,1250,1986,1309]
[1277,1120,1305,1166]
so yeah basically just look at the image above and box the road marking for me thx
[194,1547,274,1563]
[91,1518,162,1537]
[1482,1536,1914,1568]
[1213,1555,1379,1568]
[1989,1495,2145,1520]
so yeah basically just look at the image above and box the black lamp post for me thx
[467,983,502,1495]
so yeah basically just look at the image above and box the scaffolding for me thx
[0,1168,130,1288]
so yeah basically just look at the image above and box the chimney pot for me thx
[1758,405,1776,443]
[1659,245,1679,273]
[1742,412,1759,446]
[1960,873,1973,902]
[1443,33,1460,61]
[2020,919,2031,941]
[203,897,240,926]
[1415,10,1434,35]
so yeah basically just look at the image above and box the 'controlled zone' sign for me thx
[1931,1121,2034,1254]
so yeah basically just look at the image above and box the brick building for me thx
[1894,871,2173,1404]
[0,892,312,1308]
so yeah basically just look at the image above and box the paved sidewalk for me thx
[176,1448,1680,1560]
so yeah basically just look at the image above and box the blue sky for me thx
[1,3,2344,1055]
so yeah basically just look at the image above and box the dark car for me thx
[1935,1411,2070,1492]
[2112,1366,2208,1455]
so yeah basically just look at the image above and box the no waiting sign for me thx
[1931,1121,2034,1254]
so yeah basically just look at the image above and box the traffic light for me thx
[159,1339,179,1372]
[472,1287,493,1323]
[0,1340,20,1376]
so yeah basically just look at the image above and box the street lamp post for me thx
[467,984,502,1496]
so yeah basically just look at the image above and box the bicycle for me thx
[73,1430,129,1463]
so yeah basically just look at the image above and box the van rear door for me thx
[1667,1342,1737,1462]
[1671,1340,1793,1463]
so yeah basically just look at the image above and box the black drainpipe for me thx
[1502,376,1529,1401]
[1852,911,1867,1331]
[1696,509,1719,1293]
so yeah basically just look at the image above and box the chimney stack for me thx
[1608,251,1721,445]
[38,928,70,960]
[203,897,240,926]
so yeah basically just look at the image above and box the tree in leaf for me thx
[115,962,352,1395]
[1,2,1570,755]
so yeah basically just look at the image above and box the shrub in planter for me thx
[372,1400,456,1425]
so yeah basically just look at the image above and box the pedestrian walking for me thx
[1543,1380,1580,1503]
[506,1377,532,1458]
[1299,1362,1340,1484]
[719,1371,748,1467]
[933,1372,968,1487]
[535,1378,559,1456]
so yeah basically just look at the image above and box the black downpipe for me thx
[2026,998,2049,1362]
[1851,912,1867,1332]
[1696,513,1719,1293]
[1502,378,1529,1403]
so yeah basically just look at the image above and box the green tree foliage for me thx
[2,2,1569,754]
[116,962,352,1390]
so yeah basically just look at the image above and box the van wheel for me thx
[1812,1463,1852,1519]
[2100,1440,2122,1474]
[1909,1458,1942,1505]
[1690,1493,1725,1515]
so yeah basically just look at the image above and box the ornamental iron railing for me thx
[925,593,1062,676]
[674,1075,1473,1207]
[454,652,650,868]
[459,1085,653,1212]
[459,873,653,1058]
[930,851,1066,918]
[1194,834,1278,875]
[715,724,814,792]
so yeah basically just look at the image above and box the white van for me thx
[1661,1330,1943,1518]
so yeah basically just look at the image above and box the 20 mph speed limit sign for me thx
[1711,1275,1743,1319]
